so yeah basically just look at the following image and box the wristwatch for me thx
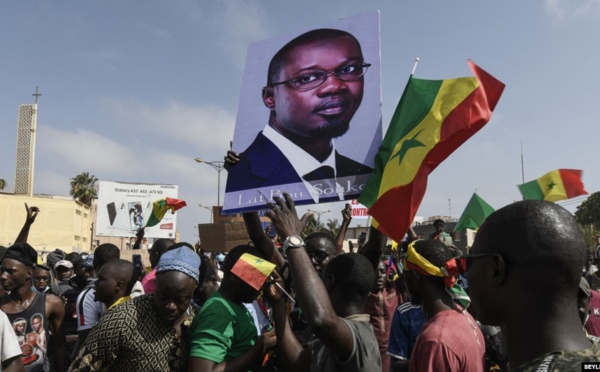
[283,235,305,255]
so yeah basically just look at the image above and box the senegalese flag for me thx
[145,197,187,227]
[518,169,587,202]
[359,61,505,242]
[454,192,495,232]
[231,253,276,291]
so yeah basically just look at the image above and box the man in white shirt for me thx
[0,310,24,371]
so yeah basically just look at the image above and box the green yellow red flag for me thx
[454,192,495,232]
[359,61,505,242]
[230,253,276,290]
[518,169,587,202]
[145,197,187,227]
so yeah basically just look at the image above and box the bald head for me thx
[475,200,586,293]
[101,259,136,294]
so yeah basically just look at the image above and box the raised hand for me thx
[263,270,284,303]
[24,203,40,225]
[223,150,240,171]
[265,193,302,240]
[341,203,352,223]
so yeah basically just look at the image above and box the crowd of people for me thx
[0,192,599,372]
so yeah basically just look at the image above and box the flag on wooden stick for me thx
[231,253,276,290]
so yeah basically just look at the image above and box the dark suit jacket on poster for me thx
[226,131,373,193]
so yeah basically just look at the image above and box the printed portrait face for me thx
[264,35,365,141]
[223,11,382,213]
[13,320,26,335]
[31,315,43,332]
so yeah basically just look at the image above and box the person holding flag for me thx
[188,245,277,372]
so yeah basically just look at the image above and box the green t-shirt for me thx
[189,292,258,366]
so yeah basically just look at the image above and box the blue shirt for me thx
[387,302,426,360]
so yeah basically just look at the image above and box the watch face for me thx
[290,236,302,246]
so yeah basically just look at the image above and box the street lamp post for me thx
[307,209,331,222]
[194,158,225,206]
[198,204,214,223]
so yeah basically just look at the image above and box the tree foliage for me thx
[301,215,341,238]
[70,172,98,207]
[575,191,600,227]
[325,218,340,237]
[302,214,325,238]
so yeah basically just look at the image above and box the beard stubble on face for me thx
[307,119,350,140]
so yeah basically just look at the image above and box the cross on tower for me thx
[32,86,42,104]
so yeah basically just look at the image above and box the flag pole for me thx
[520,142,525,184]
[411,57,420,76]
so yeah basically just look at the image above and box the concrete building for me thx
[0,193,93,254]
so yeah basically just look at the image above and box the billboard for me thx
[223,11,382,213]
[96,181,179,238]
[350,199,369,219]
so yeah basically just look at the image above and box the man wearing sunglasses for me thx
[465,200,600,370]
[226,28,373,203]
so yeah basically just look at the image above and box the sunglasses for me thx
[456,253,519,274]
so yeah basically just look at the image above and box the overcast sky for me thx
[2,1,598,244]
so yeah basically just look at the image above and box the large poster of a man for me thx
[223,11,382,213]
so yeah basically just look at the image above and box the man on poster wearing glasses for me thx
[226,28,373,204]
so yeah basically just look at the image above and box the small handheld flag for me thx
[231,253,276,291]
[145,198,187,227]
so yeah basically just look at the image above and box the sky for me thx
[1,1,599,244]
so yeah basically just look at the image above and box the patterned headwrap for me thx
[403,240,470,307]
[403,240,460,288]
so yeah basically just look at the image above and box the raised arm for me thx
[243,212,285,269]
[132,227,145,250]
[267,193,355,361]
[264,271,310,372]
[14,203,40,244]
[357,225,388,271]
[335,204,352,255]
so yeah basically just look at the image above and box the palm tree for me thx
[325,218,340,237]
[70,172,98,207]
[0,178,6,191]
[302,214,326,238]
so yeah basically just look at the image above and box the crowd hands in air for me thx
[0,163,599,372]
